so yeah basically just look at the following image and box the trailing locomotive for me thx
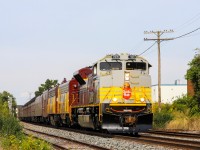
[18,53,153,134]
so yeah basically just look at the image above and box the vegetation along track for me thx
[24,127,109,150]
[114,131,200,150]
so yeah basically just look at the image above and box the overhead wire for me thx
[175,12,200,32]
[130,39,145,54]
[173,27,200,39]
[138,41,157,56]
[183,32,200,38]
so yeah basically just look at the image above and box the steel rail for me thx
[114,134,200,149]
[148,130,200,139]
[24,127,109,150]
[21,121,113,138]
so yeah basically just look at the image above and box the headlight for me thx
[125,73,130,81]
[113,97,117,102]
[140,98,145,102]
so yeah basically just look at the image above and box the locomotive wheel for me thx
[94,117,100,130]
[55,121,59,127]
[132,132,139,136]
[50,116,56,126]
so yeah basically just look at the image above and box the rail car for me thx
[18,53,153,134]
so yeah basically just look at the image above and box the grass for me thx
[165,113,200,130]
[153,95,200,131]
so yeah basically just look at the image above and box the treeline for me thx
[34,79,58,97]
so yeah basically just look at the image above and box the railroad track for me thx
[24,127,109,150]
[22,121,113,138]
[114,131,200,150]
[22,122,200,149]
[21,122,167,149]
[148,130,200,139]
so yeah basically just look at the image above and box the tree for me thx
[0,91,17,116]
[34,79,58,97]
[186,52,200,97]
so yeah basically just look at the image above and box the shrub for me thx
[153,110,173,129]
[152,103,173,129]
[0,101,22,136]
[1,115,22,136]
[172,95,200,116]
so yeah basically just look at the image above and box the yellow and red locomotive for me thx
[19,53,153,134]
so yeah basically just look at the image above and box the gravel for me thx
[22,122,169,150]
[24,129,94,149]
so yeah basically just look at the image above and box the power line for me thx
[175,12,200,32]
[184,32,200,38]
[138,41,157,56]
[142,39,173,57]
[173,27,200,39]
[130,39,145,53]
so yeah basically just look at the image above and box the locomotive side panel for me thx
[42,90,49,118]
[74,67,92,106]
[69,79,79,107]
[58,82,69,114]
[47,87,58,114]
[30,102,35,118]
[34,96,42,117]
[23,106,27,118]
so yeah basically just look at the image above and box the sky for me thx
[0,0,200,105]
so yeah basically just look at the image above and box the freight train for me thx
[18,53,153,134]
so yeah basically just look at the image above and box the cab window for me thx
[126,62,146,70]
[100,62,122,70]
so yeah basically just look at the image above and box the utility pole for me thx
[144,30,174,112]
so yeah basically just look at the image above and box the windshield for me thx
[126,62,146,70]
[100,62,122,70]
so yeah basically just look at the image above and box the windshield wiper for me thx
[105,59,112,70]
